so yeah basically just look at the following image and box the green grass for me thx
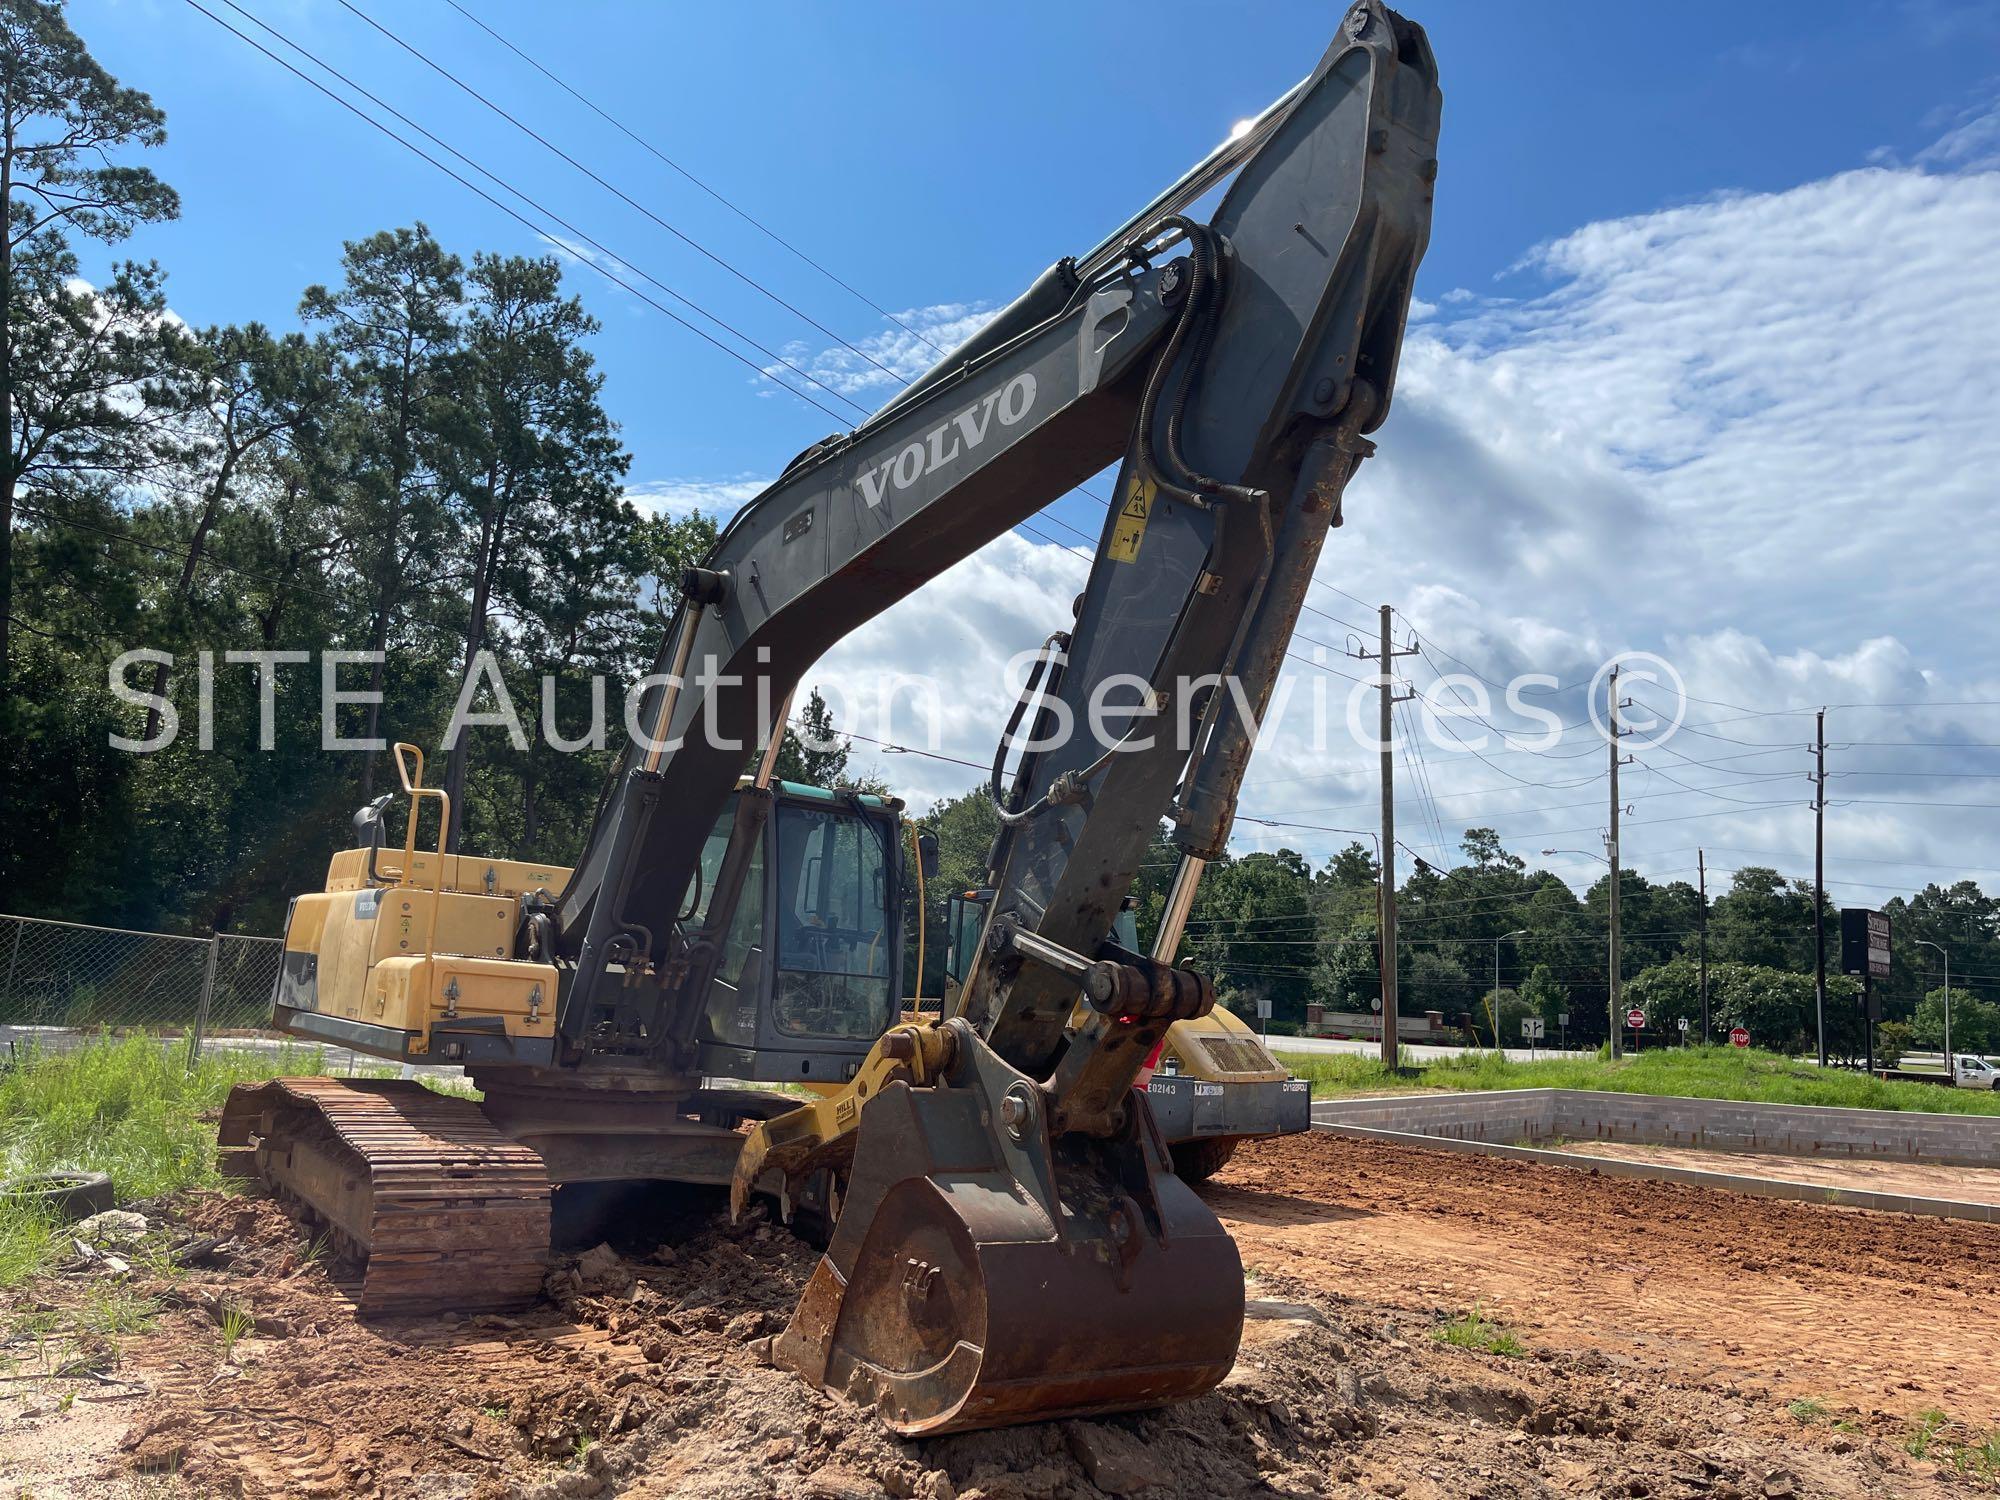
[1,1033,334,1198]
[1433,1306,1525,1358]
[0,1033,334,1288]
[1787,1397,1830,1425]
[1273,1044,2000,1116]
[1907,1408,1949,1459]
[217,1302,253,1359]
[1898,1409,2000,1476]
[70,1285,162,1338]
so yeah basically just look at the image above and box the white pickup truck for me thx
[1951,1055,2000,1089]
[1877,1054,2000,1089]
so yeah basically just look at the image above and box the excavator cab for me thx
[940,887,992,1015]
[691,783,906,1082]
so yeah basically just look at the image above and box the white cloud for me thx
[624,474,767,523]
[764,301,1000,402]
[1295,108,2000,892]
[794,531,1091,809]
[1917,98,2000,171]
[535,231,631,280]
[668,104,2000,905]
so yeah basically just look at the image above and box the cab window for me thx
[947,893,989,984]
[771,805,894,1039]
[689,803,761,989]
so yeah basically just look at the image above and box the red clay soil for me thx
[1214,1132,2000,1428]
[3,1133,1994,1497]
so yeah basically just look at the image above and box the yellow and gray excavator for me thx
[221,1,1438,1437]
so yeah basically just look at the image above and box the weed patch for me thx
[0,1033,331,1287]
[1432,1306,1524,1358]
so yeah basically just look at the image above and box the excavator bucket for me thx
[769,1027,1243,1435]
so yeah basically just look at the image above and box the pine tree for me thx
[0,0,177,715]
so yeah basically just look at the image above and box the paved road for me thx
[6,1018,1594,1078]
[1258,1032,1592,1066]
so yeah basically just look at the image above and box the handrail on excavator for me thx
[393,741,450,968]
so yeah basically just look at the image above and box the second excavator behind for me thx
[220,0,1440,1437]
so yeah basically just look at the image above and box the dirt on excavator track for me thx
[216,1076,551,1315]
[6,1130,1999,1497]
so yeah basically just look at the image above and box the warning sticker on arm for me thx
[1107,472,1155,563]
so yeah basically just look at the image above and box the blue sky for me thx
[83,1,2000,492]
[75,0,2000,906]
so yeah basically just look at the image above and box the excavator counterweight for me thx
[223,0,1439,1437]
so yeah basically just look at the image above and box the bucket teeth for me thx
[218,1077,550,1316]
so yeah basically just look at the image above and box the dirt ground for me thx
[3,1132,1997,1498]
[1218,1133,2000,1427]
[1548,1138,2000,1207]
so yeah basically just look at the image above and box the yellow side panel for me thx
[367,954,558,1052]
[368,889,516,963]
[326,847,571,898]
[283,891,332,953]
[300,891,380,1021]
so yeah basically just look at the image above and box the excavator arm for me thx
[549,4,1439,1112]
[718,1,1440,1434]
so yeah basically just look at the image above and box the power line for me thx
[335,0,918,393]
[193,0,860,424]
[438,0,950,361]
[834,726,988,774]
[235,0,1129,563]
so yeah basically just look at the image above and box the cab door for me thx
[942,889,993,1016]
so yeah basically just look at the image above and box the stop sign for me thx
[1625,1008,1646,1030]
[1730,1026,1751,1049]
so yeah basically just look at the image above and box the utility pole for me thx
[1812,708,1827,1067]
[1607,665,1629,1059]
[1362,604,1418,1069]
[1917,939,1951,1081]
[1697,848,1710,1043]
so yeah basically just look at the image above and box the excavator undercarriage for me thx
[221,0,1439,1436]
[219,1076,550,1316]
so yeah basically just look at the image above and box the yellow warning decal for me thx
[1107,472,1155,563]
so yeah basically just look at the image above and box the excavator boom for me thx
[735,2,1439,1432]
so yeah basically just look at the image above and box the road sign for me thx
[1840,907,1892,979]
[1557,1013,1569,1027]
[1520,1017,1545,1040]
[1730,1026,1751,1048]
[1254,997,1273,1020]
[1626,1008,1646,1030]
[1677,1017,1689,1032]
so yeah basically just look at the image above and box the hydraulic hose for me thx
[1133,217,1266,510]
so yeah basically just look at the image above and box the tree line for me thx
[0,1,715,933]
[911,791,1998,1060]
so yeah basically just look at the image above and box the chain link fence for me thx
[0,912,283,1065]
